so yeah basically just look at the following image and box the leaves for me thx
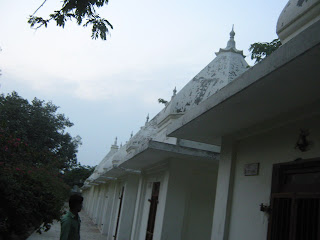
[63,164,95,187]
[84,15,113,40]
[49,11,75,28]
[0,132,70,238]
[0,91,81,170]
[158,98,168,105]
[0,92,87,237]
[249,38,282,64]
[28,0,113,40]
[28,16,50,28]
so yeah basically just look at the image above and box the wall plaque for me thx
[244,163,260,176]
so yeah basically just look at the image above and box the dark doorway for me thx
[113,186,125,240]
[145,182,161,240]
[268,158,320,240]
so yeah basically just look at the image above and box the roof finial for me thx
[111,136,119,150]
[215,25,245,57]
[130,131,133,139]
[171,86,177,100]
[145,113,149,125]
[227,24,236,49]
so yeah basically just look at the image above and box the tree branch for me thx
[32,0,48,16]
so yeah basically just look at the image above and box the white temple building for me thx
[168,1,320,240]
[82,26,249,240]
[82,1,320,239]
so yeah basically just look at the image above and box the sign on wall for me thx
[244,163,260,176]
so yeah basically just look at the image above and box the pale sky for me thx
[0,0,288,166]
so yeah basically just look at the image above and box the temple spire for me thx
[215,25,245,58]
[111,136,119,151]
[173,87,177,96]
[226,24,236,49]
[171,86,177,100]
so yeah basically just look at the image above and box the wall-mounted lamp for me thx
[260,203,271,214]
[295,129,311,152]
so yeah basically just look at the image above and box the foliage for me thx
[158,98,168,105]
[0,130,70,239]
[0,92,82,238]
[0,46,2,77]
[28,0,113,40]
[0,91,81,171]
[249,38,282,63]
[63,164,95,188]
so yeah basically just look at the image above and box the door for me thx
[267,158,320,240]
[138,177,164,240]
[113,186,125,240]
[145,182,161,240]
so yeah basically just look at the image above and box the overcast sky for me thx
[0,0,288,166]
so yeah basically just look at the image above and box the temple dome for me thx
[277,0,320,43]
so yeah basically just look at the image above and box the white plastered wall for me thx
[212,114,320,240]
[97,183,108,230]
[107,181,126,240]
[161,159,218,240]
[82,189,89,211]
[131,159,218,240]
[93,185,103,224]
[117,175,140,240]
[102,181,117,237]
[89,186,98,219]
[135,170,169,240]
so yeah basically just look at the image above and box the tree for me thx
[0,92,82,238]
[0,46,2,77]
[249,38,282,64]
[28,0,113,40]
[63,164,95,188]
[0,126,70,239]
[0,91,81,171]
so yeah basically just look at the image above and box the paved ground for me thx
[27,211,106,240]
